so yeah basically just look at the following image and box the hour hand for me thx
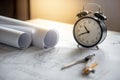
[84,26,90,33]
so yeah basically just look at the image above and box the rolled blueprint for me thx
[0,27,32,49]
[0,15,59,49]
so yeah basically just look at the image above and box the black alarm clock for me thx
[73,3,107,48]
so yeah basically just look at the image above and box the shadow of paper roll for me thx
[0,27,32,49]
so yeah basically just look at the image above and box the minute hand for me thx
[79,32,88,36]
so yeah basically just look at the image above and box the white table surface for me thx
[0,19,120,80]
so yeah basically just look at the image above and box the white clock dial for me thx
[74,17,102,47]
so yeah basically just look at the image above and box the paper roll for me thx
[0,27,32,49]
[0,24,33,35]
[0,16,59,49]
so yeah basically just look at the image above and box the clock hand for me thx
[84,26,90,33]
[79,32,88,36]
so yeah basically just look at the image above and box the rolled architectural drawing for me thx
[0,26,32,49]
[0,16,59,49]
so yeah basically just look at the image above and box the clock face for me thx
[73,17,103,47]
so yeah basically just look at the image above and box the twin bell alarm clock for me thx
[73,3,107,48]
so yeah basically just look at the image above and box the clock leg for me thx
[77,44,80,48]
[90,46,99,50]
[96,45,99,50]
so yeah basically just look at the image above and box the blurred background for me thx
[0,0,120,32]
